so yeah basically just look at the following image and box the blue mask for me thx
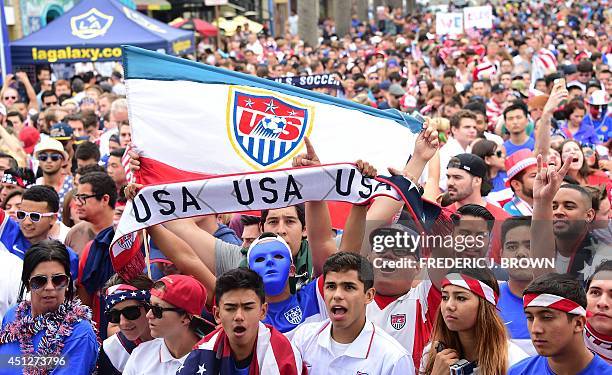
[248,240,292,296]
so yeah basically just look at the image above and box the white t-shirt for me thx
[291,319,416,375]
[0,250,23,322]
[438,137,471,191]
[123,338,189,375]
[419,340,529,374]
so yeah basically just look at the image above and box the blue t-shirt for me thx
[509,354,611,374]
[262,276,324,335]
[491,171,508,192]
[0,305,99,375]
[504,137,535,157]
[498,283,530,341]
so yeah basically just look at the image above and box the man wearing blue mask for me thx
[246,232,327,338]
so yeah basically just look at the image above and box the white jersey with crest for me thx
[366,279,441,371]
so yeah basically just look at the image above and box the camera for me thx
[449,359,477,375]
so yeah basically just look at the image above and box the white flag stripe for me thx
[127,79,416,173]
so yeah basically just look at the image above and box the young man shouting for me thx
[179,268,305,374]
[291,252,414,374]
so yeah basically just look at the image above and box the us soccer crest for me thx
[70,8,114,39]
[227,87,313,169]
[284,305,303,325]
[390,314,406,330]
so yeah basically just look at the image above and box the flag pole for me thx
[142,229,152,278]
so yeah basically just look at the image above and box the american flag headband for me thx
[1,173,31,189]
[104,284,150,313]
[441,273,498,306]
[523,293,587,317]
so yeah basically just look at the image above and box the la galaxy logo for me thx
[284,305,303,325]
[227,86,313,169]
[70,8,114,39]
[390,314,406,330]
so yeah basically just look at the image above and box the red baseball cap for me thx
[150,275,207,316]
[19,127,40,155]
[504,149,537,187]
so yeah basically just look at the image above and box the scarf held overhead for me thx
[111,163,426,271]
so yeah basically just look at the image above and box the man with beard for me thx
[446,153,510,262]
[503,149,538,216]
[497,217,537,356]
[531,156,601,282]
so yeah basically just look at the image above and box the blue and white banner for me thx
[271,73,343,92]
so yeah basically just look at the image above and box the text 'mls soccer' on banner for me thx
[111,46,422,277]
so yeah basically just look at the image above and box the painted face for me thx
[248,239,292,296]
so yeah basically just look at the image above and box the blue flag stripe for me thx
[122,45,414,131]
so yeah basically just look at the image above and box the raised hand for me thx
[124,183,143,201]
[533,154,572,202]
[356,160,377,178]
[542,80,569,114]
[292,136,321,167]
[413,118,439,163]
[128,150,141,172]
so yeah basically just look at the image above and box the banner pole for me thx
[143,229,152,279]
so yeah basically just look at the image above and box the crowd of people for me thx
[0,0,610,374]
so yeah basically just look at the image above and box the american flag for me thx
[122,144,135,183]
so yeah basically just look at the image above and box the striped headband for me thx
[441,273,498,306]
[104,284,150,313]
[523,293,587,317]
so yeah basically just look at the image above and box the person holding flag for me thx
[508,273,611,374]
[179,268,305,374]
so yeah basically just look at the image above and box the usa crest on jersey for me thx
[227,86,313,169]
[284,305,304,325]
[390,314,406,330]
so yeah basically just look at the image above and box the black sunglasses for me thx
[149,304,185,319]
[29,274,69,290]
[38,153,63,162]
[106,304,147,324]
[495,150,504,158]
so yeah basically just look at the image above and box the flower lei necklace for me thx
[0,299,93,375]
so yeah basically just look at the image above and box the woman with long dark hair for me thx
[421,268,528,375]
[471,140,507,193]
[559,139,611,192]
[0,240,98,374]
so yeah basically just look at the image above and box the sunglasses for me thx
[3,96,16,100]
[38,153,63,162]
[149,304,185,319]
[106,304,147,324]
[495,150,504,158]
[29,274,69,290]
[16,210,55,222]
